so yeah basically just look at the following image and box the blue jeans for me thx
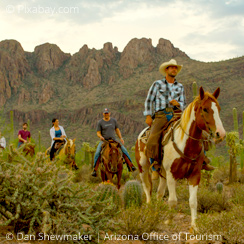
[93,141,132,168]
[18,142,23,148]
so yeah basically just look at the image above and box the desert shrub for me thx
[117,201,169,237]
[120,166,135,184]
[176,179,189,201]
[197,205,244,244]
[0,148,118,243]
[197,187,231,213]
[231,184,244,206]
[212,164,229,184]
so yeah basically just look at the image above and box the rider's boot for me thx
[202,156,215,171]
[123,154,136,172]
[91,157,100,177]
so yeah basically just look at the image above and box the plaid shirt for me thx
[144,78,186,116]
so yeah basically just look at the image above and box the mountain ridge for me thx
[0,38,243,148]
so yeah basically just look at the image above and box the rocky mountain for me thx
[0,38,243,149]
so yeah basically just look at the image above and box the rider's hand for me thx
[120,138,124,145]
[145,115,153,127]
[170,99,180,107]
[100,136,105,141]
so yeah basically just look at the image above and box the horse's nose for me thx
[215,127,226,142]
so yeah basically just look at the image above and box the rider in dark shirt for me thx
[91,108,136,177]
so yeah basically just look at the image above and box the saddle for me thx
[54,140,65,150]
[101,139,121,156]
[46,141,65,156]
[141,115,182,171]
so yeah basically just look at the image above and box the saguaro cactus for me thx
[38,131,41,152]
[233,108,238,132]
[192,81,197,99]
[226,132,239,183]
[10,110,14,143]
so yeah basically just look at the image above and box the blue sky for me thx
[0,0,244,62]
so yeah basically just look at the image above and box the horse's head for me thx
[64,138,76,161]
[195,87,226,142]
[103,141,123,173]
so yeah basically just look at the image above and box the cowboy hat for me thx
[159,59,183,76]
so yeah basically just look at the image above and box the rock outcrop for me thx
[82,59,102,89]
[18,88,31,105]
[119,38,155,78]
[0,40,30,105]
[156,38,189,58]
[39,82,54,104]
[34,43,70,76]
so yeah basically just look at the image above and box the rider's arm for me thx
[115,128,124,145]
[177,85,186,111]
[50,128,64,141]
[97,131,104,141]
[28,132,31,143]
[60,126,67,139]
[143,81,158,116]
[18,134,27,143]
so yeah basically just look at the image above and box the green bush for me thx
[117,201,169,237]
[0,148,117,243]
[231,184,244,206]
[197,206,244,244]
[197,187,231,213]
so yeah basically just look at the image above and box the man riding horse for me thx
[91,108,136,177]
[144,59,214,175]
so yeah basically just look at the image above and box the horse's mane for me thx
[179,91,219,139]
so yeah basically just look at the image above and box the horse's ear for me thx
[212,87,220,99]
[199,86,205,100]
[73,138,76,143]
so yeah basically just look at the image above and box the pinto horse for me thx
[135,87,226,229]
[100,140,124,189]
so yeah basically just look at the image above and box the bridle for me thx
[171,102,215,162]
[102,143,123,174]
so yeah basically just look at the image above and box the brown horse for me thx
[100,140,124,189]
[135,87,226,230]
[21,143,35,157]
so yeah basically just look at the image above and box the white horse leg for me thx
[157,167,167,200]
[166,171,177,208]
[139,155,152,203]
[189,184,198,229]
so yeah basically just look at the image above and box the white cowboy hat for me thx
[159,59,183,76]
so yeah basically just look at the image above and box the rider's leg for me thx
[121,145,136,171]
[92,141,103,176]
[50,141,57,161]
[202,151,215,171]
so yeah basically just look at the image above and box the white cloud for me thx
[0,0,243,61]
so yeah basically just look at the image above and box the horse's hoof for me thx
[91,170,97,177]
[168,200,177,208]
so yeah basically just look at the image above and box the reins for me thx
[170,105,212,162]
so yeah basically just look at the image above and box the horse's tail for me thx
[135,139,143,173]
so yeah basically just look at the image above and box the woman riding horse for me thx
[49,118,67,161]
